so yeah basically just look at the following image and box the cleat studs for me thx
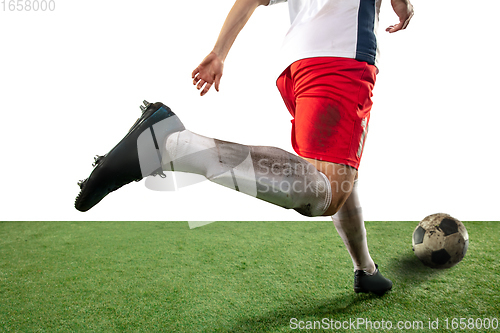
[140,105,147,112]
[92,155,104,167]
[78,178,88,189]
[143,100,151,107]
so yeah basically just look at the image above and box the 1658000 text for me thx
[1,0,55,11]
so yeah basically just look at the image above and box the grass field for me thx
[0,221,498,332]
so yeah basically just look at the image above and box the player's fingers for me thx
[197,79,207,90]
[388,8,413,33]
[193,73,201,85]
[201,82,212,96]
[386,22,403,33]
[192,67,200,79]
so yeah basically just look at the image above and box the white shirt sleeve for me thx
[267,0,287,5]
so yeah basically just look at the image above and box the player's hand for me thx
[192,51,224,96]
[386,0,414,33]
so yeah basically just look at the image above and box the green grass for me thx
[0,221,498,332]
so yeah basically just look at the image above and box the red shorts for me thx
[276,57,377,170]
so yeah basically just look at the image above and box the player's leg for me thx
[303,157,391,296]
[74,100,334,216]
[303,158,376,274]
[283,57,391,295]
[331,173,392,294]
[302,157,376,275]
[302,156,391,294]
[330,173,375,273]
[307,159,375,273]
[162,130,333,217]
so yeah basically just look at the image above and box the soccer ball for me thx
[412,213,469,269]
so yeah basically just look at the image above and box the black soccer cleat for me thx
[75,101,185,212]
[354,264,392,296]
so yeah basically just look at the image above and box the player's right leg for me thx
[75,104,333,216]
[161,129,333,217]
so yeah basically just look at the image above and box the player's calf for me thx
[163,130,333,217]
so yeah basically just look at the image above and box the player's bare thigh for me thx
[303,157,357,216]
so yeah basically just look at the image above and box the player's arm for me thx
[192,0,270,96]
[386,0,414,33]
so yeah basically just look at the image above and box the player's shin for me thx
[332,180,375,273]
[163,130,332,216]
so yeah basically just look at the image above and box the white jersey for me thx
[268,0,381,72]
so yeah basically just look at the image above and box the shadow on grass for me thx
[388,251,445,285]
[224,292,379,333]
[224,252,446,333]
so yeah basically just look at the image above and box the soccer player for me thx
[75,0,413,295]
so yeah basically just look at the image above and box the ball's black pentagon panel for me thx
[431,248,451,265]
[439,218,459,236]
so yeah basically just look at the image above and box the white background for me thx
[0,0,498,222]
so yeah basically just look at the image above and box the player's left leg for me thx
[304,157,391,294]
[332,175,392,295]
[323,170,376,273]
[334,184,374,271]
[302,156,392,295]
